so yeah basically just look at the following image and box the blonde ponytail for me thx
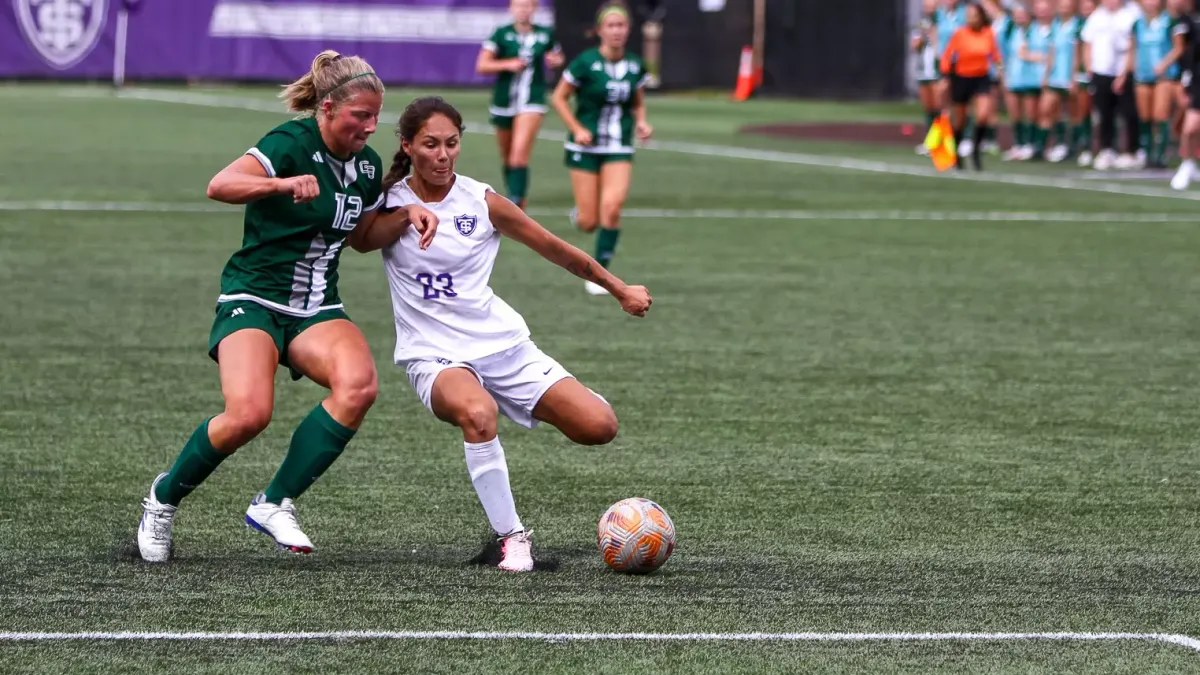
[280,49,385,115]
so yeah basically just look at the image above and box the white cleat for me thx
[1046,144,1070,163]
[915,143,931,156]
[1002,146,1024,161]
[1114,153,1139,170]
[584,280,610,296]
[1171,161,1195,190]
[1077,150,1094,167]
[138,472,177,563]
[1093,149,1116,171]
[245,493,314,553]
[497,530,534,572]
[957,138,975,158]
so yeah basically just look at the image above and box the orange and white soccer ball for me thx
[597,497,676,573]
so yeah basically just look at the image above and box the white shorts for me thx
[403,340,572,429]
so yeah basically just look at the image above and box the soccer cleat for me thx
[1046,144,1070,163]
[584,280,610,296]
[957,138,974,158]
[138,472,177,563]
[497,529,534,572]
[1093,149,1116,171]
[245,493,314,553]
[914,143,931,156]
[1077,150,1094,167]
[1114,153,1139,170]
[1171,160,1195,190]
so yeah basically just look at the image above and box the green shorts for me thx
[564,150,634,173]
[207,300,351,381]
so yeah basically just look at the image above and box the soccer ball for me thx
[597,497,675,573]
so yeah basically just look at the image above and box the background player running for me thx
[372,96,652,572]
[477,0,565,210]
[551,2,653,296]
[135,51,438,563]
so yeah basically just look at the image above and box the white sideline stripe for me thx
[0,200,1196,224]
[0,630,1197,649]
[83,88,1200,203]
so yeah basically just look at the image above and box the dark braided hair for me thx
[383,96,466,190]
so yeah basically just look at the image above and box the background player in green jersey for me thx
[551,2,653,296]
[477,0,565,210]
[135,50,439,563]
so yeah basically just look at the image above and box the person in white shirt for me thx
[1082,0,1143,168]
[369,96,653,572]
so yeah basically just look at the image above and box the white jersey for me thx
[382,174,530,363]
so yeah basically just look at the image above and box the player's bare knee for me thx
[599,204,623,228]
[456,399,499,440]
[573,409,619,446]
[223,400,273,443]
[576,212,600,232]
[333,369,378,416]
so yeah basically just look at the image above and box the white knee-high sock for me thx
[464,437,522,537]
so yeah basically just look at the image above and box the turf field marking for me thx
[0,200,1196,224]
[75,88,1200,203]
[0,630,1197,650]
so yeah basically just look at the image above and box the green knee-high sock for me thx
[964,116,977,141]
[1034,126,1049,155]
[984,125,997,143]
[594,227,621,269]
[1014,121,1027,146]
[506,166,529,204]
[1082,115,1094,149]
[155,418,229,507]
[263,403,356,504]
[1138,121,1151,156]
[1053,120,1067,146]
[1154,121,1171,164]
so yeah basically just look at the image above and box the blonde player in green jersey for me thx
[551,2,653,296]
[135,50,439,563]
[477,0,565,210]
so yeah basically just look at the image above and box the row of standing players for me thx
[917,0,1200,182]
[135,1,653,572]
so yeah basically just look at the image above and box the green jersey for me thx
[219,117,384,317]
[483,23,560,116]
[562,48,650,155]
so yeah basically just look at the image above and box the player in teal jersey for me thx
[135,50,439,563]
[1003,4,1040,159]
[1024,0,1057,159]
[1129,0,1184,166]
[1040,0,1083,162]
[477,0,565,209]
[551,2,653,296]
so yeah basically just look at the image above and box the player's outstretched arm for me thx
[207,154,318,205]
[486,191,652,317]
[347,204,439,253]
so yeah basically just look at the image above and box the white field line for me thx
[76,87,1200,203]
[0,630,1197,651]
[0,200,1195,224]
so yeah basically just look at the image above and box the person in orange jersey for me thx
[941,2,1003,169]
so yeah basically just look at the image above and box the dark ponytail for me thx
[382,96,466,190]
[383,148,411,191]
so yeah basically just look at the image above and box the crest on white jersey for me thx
[16,0,108,70]
[455,214,478,236]
[359,160,375,179]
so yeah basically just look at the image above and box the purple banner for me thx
[2,0,555,84]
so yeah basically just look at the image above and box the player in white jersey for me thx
[370,97,653,572]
